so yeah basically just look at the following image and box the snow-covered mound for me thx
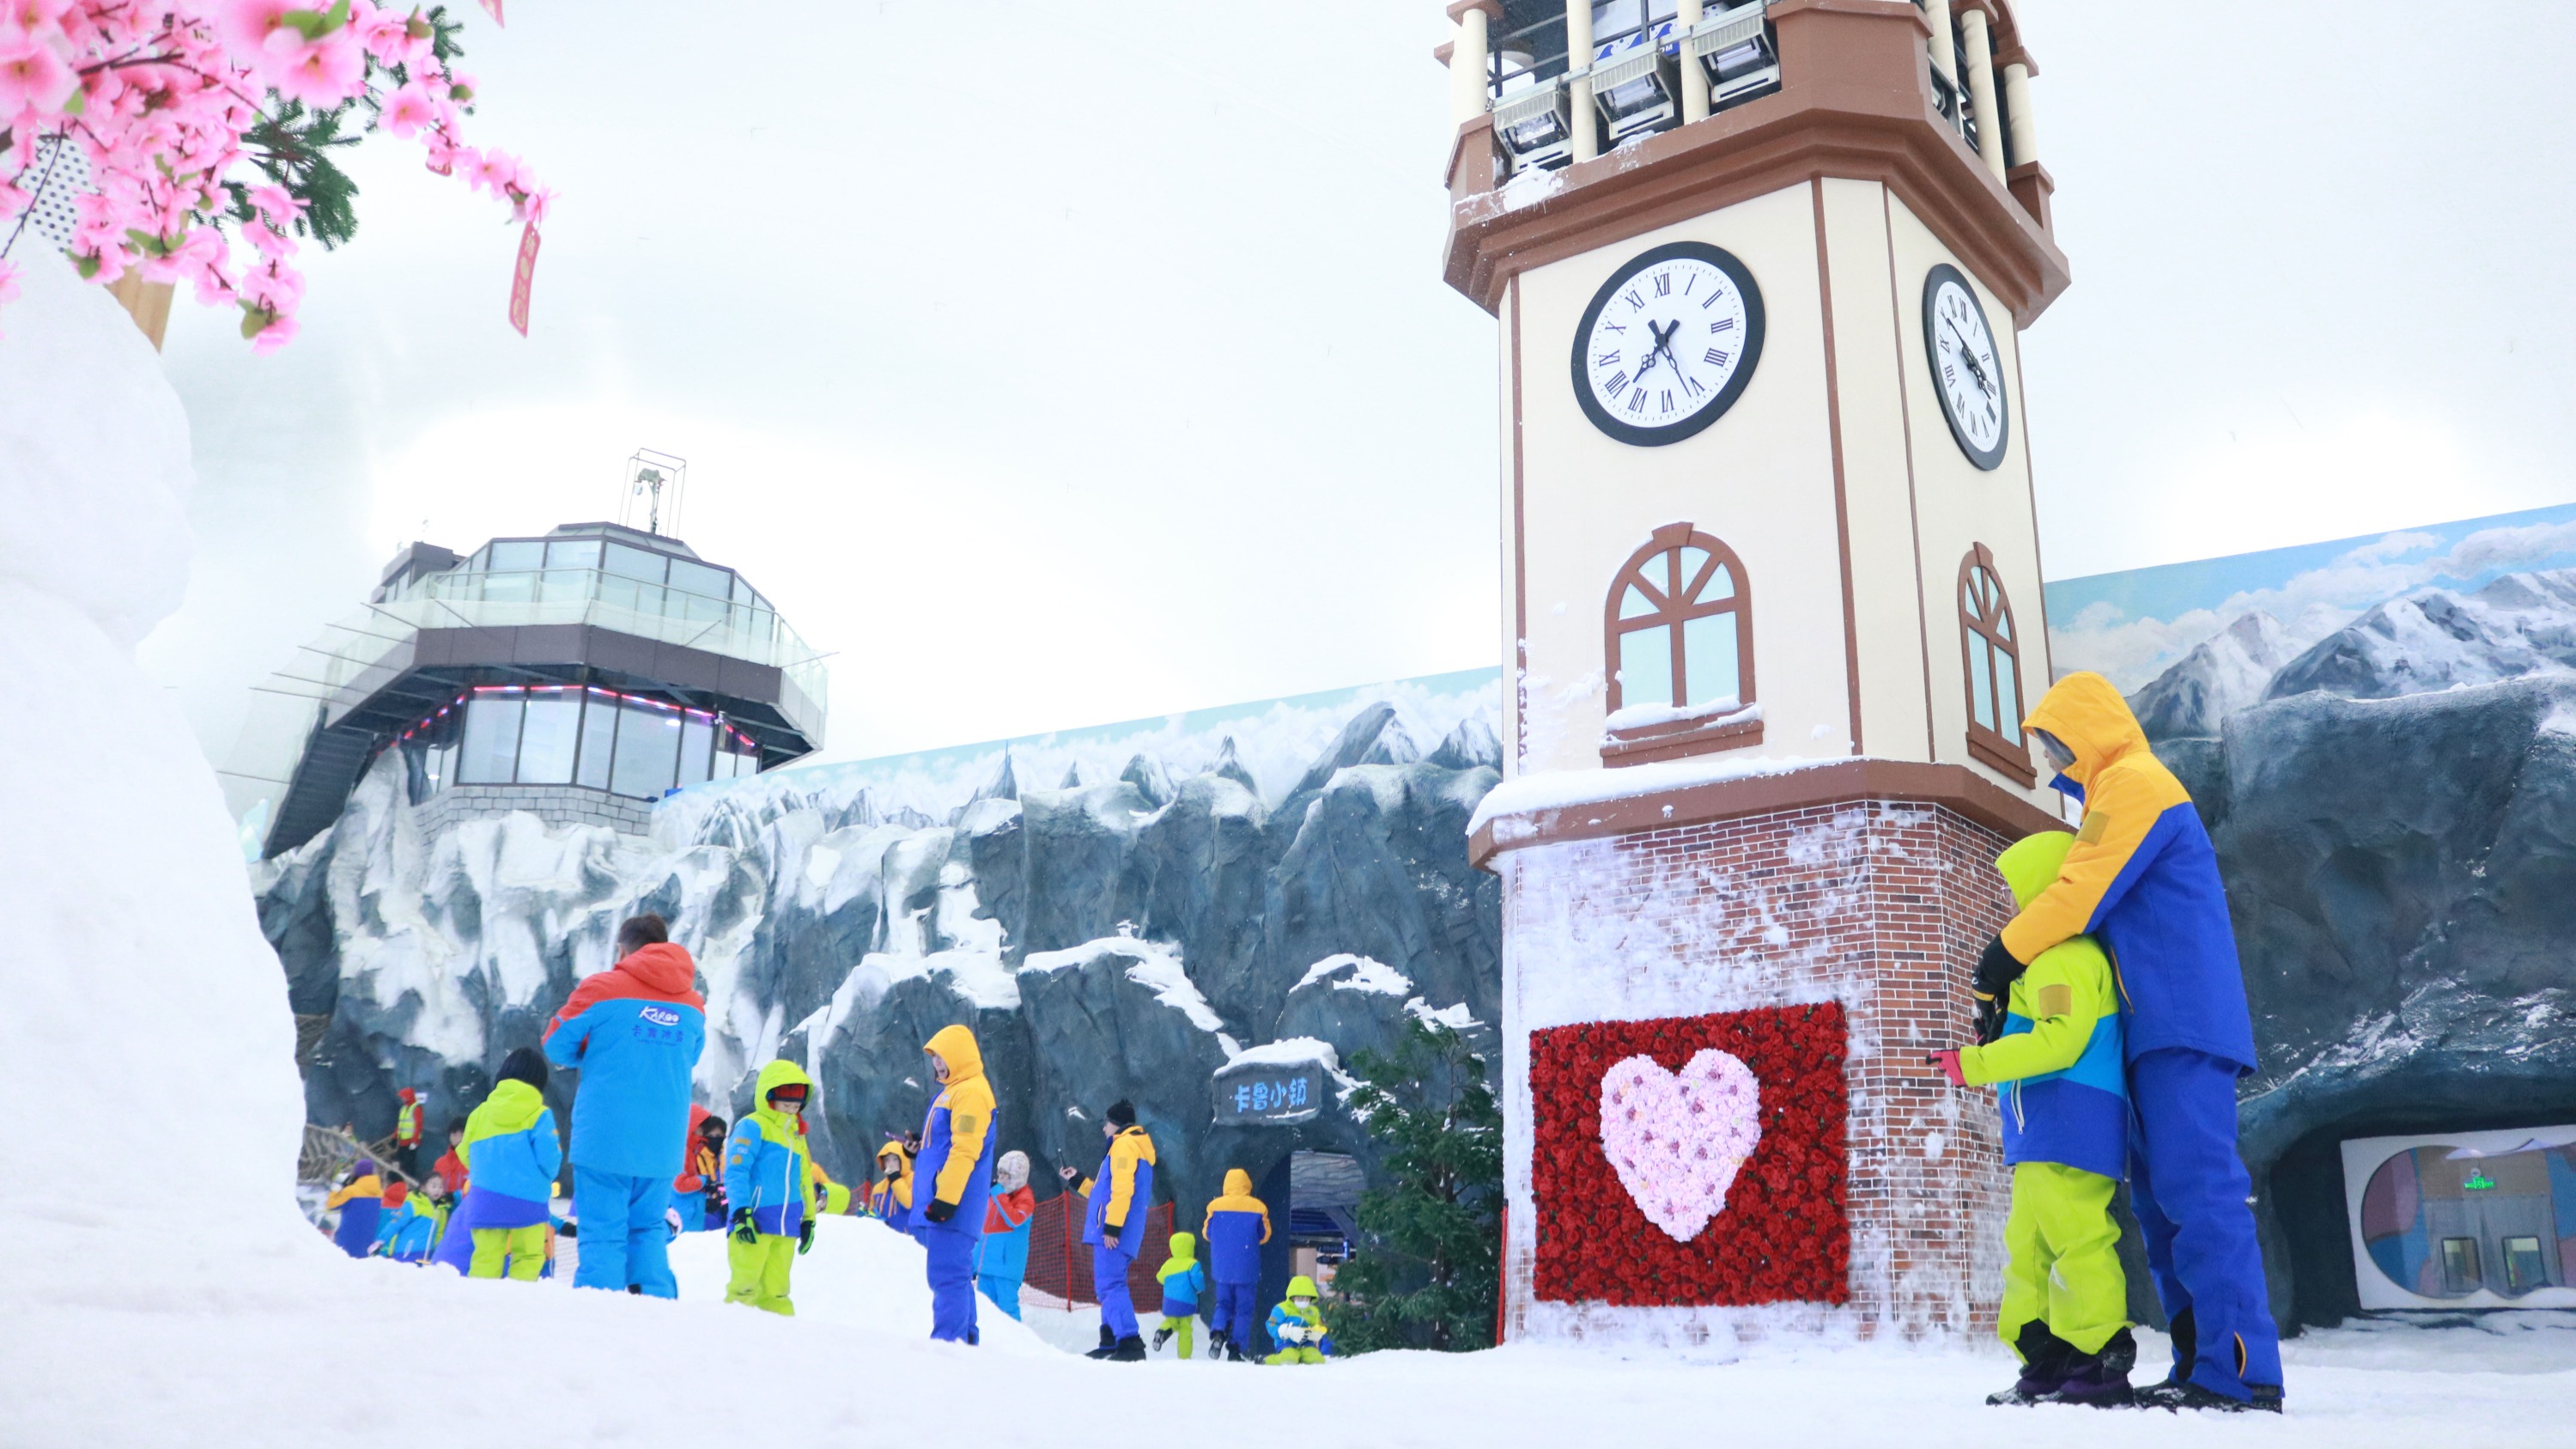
[0,253,310,1281]
[2265,569,2576,703]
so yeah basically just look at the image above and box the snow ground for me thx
[7,1213,2574,1446]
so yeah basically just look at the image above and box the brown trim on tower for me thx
[1468,756,2065,868]
[1810,180,1866,754]
[1510,276,1528,772]
[1880,186,1939,758]
[1446,0,1504,21]
[1441,0,2069,326]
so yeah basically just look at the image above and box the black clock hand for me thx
[1944,321,1996,396]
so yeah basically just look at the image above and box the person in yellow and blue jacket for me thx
[1201,1166,1271,1361]
[459,1047,563,1282]
[723,1059,821,1315]
[911,1024,998,1343]
[1974,673,2282,1414]
[1151,1232,1207,1359]
[866,1138,915,1222]
[325,1159,383,1258]
[1059,1099,1156,1361]
[1262,1275,1332,1365]
[1934,831,2132,1407]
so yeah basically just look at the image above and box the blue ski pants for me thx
[1210,1278,1260,1341]
[573,1166,676,1298]
[979,1273,1025,1318]
[2128,1047,2283,1400]
[926,1227,981,1343]
[1094,1239,1139,1339]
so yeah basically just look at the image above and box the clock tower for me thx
[1441,1,2074,1344]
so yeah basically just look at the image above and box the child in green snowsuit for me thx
[1151,1232,1208,1358]
[1933,831,2134,1406]
[1262,1275,1331,1365]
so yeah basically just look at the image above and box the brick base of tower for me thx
[1485,771,2063,1349]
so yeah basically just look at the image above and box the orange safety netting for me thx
[1024,1190,1175,1312]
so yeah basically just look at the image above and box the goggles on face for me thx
[767,1084,810,1104]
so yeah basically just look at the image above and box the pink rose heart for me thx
[1597,1049,1764,1242]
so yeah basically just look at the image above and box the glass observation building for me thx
[256,521,824,857]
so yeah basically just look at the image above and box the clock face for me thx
[1571,240,1765,447]
[1923,263,2008,470]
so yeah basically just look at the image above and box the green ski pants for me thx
[2000,1160,2128,1358]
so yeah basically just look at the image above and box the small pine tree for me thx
[1323,1018,1502,1354]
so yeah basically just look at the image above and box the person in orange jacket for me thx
[672,1106,726,1232]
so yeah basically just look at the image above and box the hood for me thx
[398,1088,417,1104]
[878,1139,914,1174]
[1285,1274,1320,1300]
[1996,831,2076,910]
[615,941,701,997]
[996,1150,1030,1192]
[1163,1232,1197,1264]
[750,1059,816,1146]
[924,1023,985,1085]
[688,1104,714,1139]
[2021,672,2148,789]
[1223,1167,1254,1197]
[382,1180,409,1208]
[473,1079,550,1139]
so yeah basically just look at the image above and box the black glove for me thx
[1972,935,2024,1045]
[730,1208,757,1245]
[798,1219,816,1255]
[924,1197,955,1225]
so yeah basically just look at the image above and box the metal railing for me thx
[288,564,829,735]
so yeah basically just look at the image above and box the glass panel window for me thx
[1681,612,1740,709]
[517,692,581,784]
[668,558,729,600]
[479,569,535,604]
[611,701,683,797]
[1619,584,1656,620]
[679,717,715,784]
[2502,1237,2549,1294]
[1618,625,1674,709]
[459,693,524,783]
[597,574,644,614]
[604,543,667,584]
[1677,546,1710,594]
[538,568,594,605]
[544,539,600,569]
[489,539,544,572]
[2440,1238,2482,1294]
[576,693,617,789]
[1694,562,1736,603]
[1969,638,1996,730]
[1995,640,2020,738]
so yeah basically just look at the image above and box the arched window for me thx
[1602,523,1760,764]
[1959,544,2033,783]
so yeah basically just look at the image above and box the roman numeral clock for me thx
[1437,0,2075,1346]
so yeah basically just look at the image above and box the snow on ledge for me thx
[1467,752,1851,840]
[1293,953,1412,996]
[1226,1036,1340,1070]
[1601,697,1757,735]
[1022,934,1231,1044]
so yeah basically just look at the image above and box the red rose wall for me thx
[1498,800,2018,1347]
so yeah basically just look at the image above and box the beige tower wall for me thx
[1509,183,1849,776]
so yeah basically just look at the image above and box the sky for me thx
[126,1,2576,772]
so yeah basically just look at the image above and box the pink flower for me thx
[379,80,440,139]
[213,0,300,56]
[2,0,71,40]
[0,40,75,114]
[355,5,425,65]
[270,31,365,107]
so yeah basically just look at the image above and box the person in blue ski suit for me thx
[542,912,705,1298]
[1202,1166,1272,1362]
[910,1024,998,1344]
[1060,1099,1156,1361]
[1978,673,2283,1413]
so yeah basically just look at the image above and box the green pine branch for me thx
[1322,1018,1503,1355]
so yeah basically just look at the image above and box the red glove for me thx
[1927,1050,1966,1087]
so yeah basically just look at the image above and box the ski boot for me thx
[1224,1333,1248,1363]
[2136,1381,2281,1414]
[1108,1334,1148,1362]
[1207,1330,1231,1361]
[1151,1325,1174,1353]
[1084,1324,1118,1360]
[1985,1323,2076,1405]
[2041,1329,2136,1408]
